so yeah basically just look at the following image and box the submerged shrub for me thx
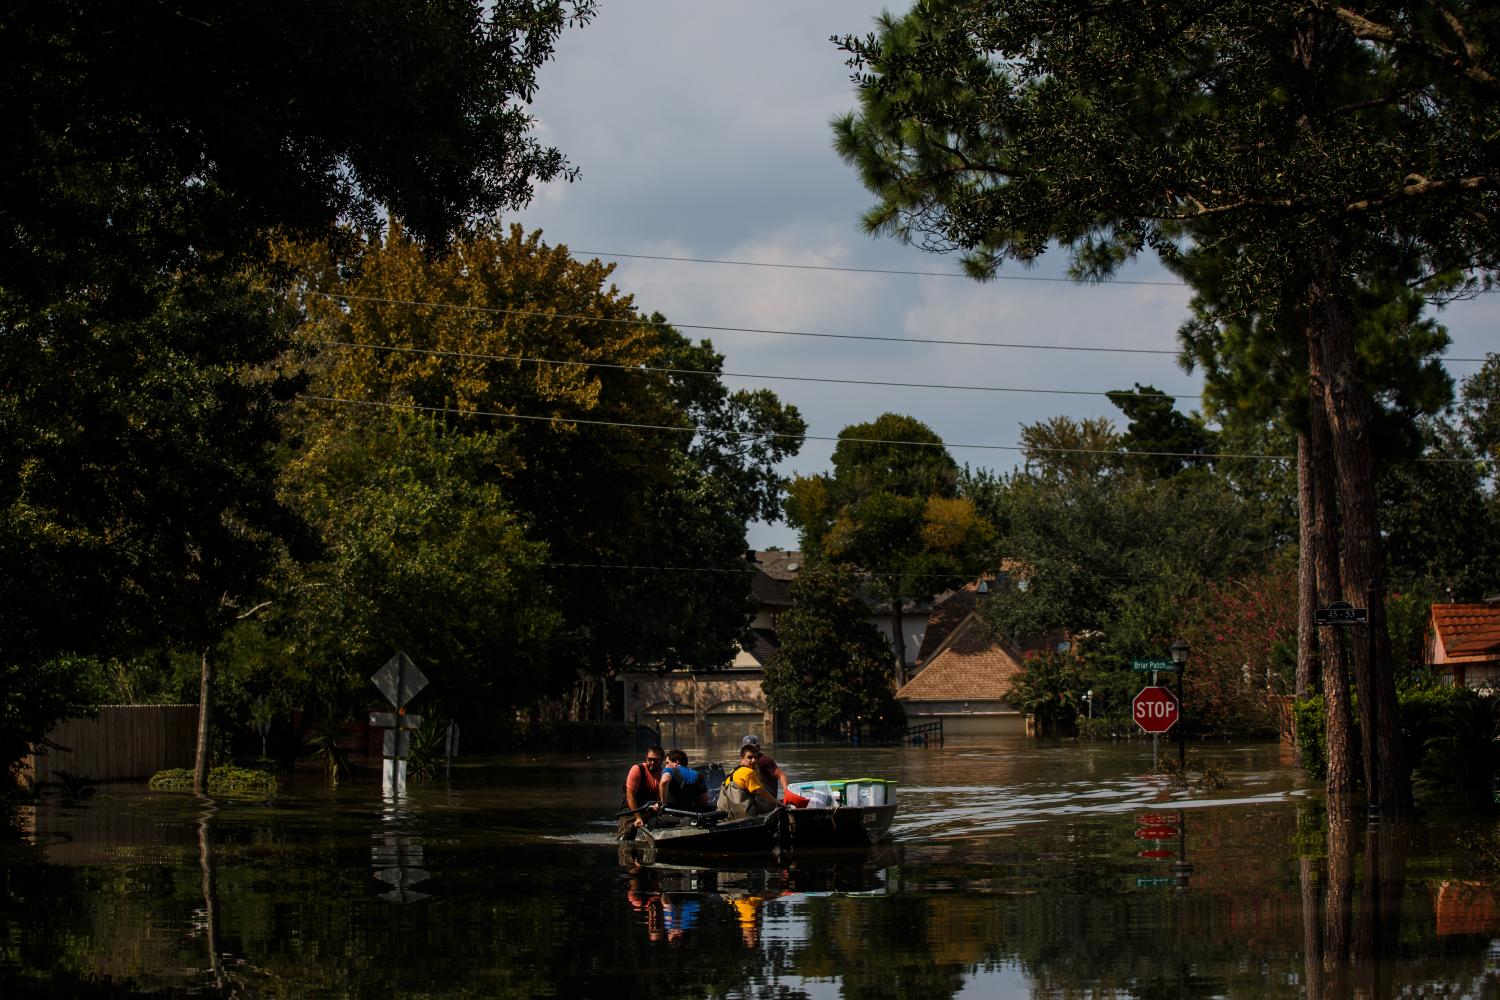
[148,765,278,798]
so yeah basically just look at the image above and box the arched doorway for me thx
[641,702,695,747]
[704,700,765,746]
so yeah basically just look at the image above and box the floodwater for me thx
[4,739,1500,998]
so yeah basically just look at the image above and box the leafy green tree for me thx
[1378,418,1500,600]
[1105,385,1217,480]
[274,415,557,725]
[2,2,594,778]
[786,414,993,684]
[1002,651,1089,733]
[1016,416,1122,483]
[762,570,906,737]
[833,0,1500,811]
[283,223,804,715]
[1462,354,1500,466]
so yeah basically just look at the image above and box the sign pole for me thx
[1177,663,1186,768]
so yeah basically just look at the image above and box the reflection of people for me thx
[618,746,664,838]
[727,889,789,949]
[659,749,711,811]
[721,744,781,819]
[741,734,810,808]
[661,893,701,945]
[623,862,665,943]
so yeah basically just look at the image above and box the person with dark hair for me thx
[659,749,711,812]
[740,734,808,807]
[720,743,782,820]
[618,745,664,838]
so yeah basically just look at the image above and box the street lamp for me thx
[1085,689,1093,719]
[1169,640,1189,766]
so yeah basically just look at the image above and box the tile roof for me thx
[1431,603,1500,659]
[895,613,1025,702]
[915,584,981,665]
[747,550,803,606]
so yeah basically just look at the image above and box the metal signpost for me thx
[370,651,428,799]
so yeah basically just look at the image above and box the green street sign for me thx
[1132,659,1174,671]
[1136,876,1175,888]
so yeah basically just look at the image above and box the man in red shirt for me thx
[620,746,664,837]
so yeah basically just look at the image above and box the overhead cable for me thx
[303,290,1493,363]
[296,393,1495,464]
[315,339,1201,401]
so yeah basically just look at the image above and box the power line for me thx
[573,250,1500,303]
[571,249,1185,286]
[304,290,1494,363]
[296,393,1496,465]
[315,339,1201,401]
[295,393,1273,462]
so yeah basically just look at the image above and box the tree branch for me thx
[1322,3,1500,92]
[1345,173,1498,213]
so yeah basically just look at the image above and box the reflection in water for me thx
[194,794,224,991]
[9,743,1500,997]
[372,792,429,903]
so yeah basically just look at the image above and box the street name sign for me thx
[1132,658,1174,672]
[1137,876,1175,888]
[1314,601,1368,626]
[1132,685,1180,734]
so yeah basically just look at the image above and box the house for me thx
[620,550,802,746]
[1426,602,1500,691]
[619,549,942,745]
[892,582,1064,737]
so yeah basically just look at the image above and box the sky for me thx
[510,1,1499,551]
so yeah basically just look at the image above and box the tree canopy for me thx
[276,223,805,720]
[2,1,594,774]
[833,0,1500,810]
[787,414,993,683]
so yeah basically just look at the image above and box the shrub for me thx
[148,764,278,798]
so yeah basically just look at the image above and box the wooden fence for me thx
[25,705,198,784]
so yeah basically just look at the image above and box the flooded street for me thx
[5,739,1500,997]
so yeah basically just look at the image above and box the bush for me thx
[1293,695,1327,779]
[1415,690,1500,804]
[1076,714,1134,740]
[148,764,278,798]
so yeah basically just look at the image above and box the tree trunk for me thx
[890,587,907,687]
[1307,361,1355,798]
[193,647,213,795]
[1294,430,1318,765]
[1310,247,1408,812]
[1323,801,1354,996]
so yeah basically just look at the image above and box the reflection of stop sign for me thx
[1133,685,1180,734]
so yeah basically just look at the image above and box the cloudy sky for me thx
[510,1,1498,550]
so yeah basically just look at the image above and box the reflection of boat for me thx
[619,839,901,896]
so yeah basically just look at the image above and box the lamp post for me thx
[1170,639,1190,767]
[1085,689,1093,720]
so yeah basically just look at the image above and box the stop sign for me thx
[1132,685,1180,734]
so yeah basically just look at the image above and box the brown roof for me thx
[1432,604,1500,659]
[747,550,803,607]
[896,612,1025,702]
[915,584,982,665]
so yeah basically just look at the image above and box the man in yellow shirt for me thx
[721,744,781,819]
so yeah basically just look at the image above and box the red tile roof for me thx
[896,613,1025,702]
[1431,604,1500,660]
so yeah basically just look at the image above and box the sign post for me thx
[370,651,429,799]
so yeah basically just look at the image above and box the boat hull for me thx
[633,804,898,859]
